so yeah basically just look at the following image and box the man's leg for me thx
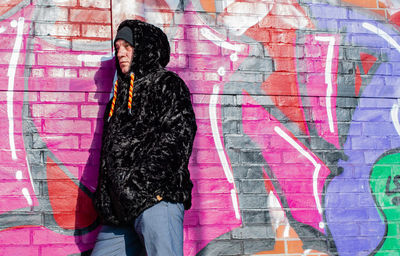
[134,201,184,256]
[91,225,146,256]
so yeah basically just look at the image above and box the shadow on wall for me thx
[74,56,116,255]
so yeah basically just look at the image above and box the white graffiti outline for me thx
[26,156,35,194]
[363,22,400,52]
[315,36,336,133]
[274,126,324,228]
[230,189,240,220]
[210,84,240,219]
[200,27,242,52]
[15,170,22,180]
[391,101,400,136]
[22,188,33,206]
[8,18,24,160]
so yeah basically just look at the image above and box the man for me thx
[91,20,197,256]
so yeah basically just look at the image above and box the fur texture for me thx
[94,20,197,226]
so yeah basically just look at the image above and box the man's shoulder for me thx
[154,69,189,93]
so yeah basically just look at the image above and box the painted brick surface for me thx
[1,0,400,256]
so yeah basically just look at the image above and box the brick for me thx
[34,6,68,22]
[65,69,78,77]
[194,239,242,254]
[178,71,204,81]
[174,12,215,26]
[80,104,106,118]
[0,91,36,102]
[225,71,263,83]
[311,5,348,19]
[32,228,73,245]
[244,239,275,254]
[32,103,79,118]
[79,0,110,8]
[46,150,92,164]
[239,179,268,194]
[192,135,216,150]
[78,68,98,78]
[34,22,80,37]
[241,151,266,164]
[47,68,65,77]
[79,134,101,149]
[351,136,390,150]
[237,56,273,72]
[88,92,111,104]
[189,56,230,71]
[0,228,30,245]
[242,210,270,224]
[41,245,83,255]
[38,53,82,67]
[225,135,260,149]
[167,54,187,68]
[176,40,219,55]
[70,9,110,23]
[238,194,268,209]
[145,11,174,26]
[82,24,111,38]
[190,194,232,210]
[189,164,228,179]
[193,149,222,164]
[198,210,240,225]
[30,68,45,77]
[196,180,232,194]
[226,2,271,16]
[39,135,79,149]
[187,226,234,241]
[44,120,91,134]
[204,72,219,81]
[0,52,25,66]
[33,0,77,6]
[0,246,39,256]
[0,35,20,49]
[183,211,199,226]
[40,92,85,102]
[232,225,272,239]
[192,105,210,120]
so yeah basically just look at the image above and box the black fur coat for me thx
[94,20,197,225]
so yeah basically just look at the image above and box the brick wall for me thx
[1,0,400,255]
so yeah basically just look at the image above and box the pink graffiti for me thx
[303,34,341,148]
[242,92,331,232]
[0,2,252,255]
[0,5,37,213]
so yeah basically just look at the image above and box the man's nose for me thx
[117,48,126,57]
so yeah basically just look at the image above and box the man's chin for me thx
[120,67,130,74]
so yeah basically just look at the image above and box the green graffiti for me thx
[370,152,400,255]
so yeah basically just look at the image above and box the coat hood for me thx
[114,20,171,79]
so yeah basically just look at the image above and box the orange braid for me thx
[128,73,134,113]
[108,80,118,121]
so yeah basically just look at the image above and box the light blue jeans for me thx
[91,201,184,256]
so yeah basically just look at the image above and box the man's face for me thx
[115,39,134,74]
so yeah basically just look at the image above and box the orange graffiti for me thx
[341,0,386,17]
[199,0,216,14]
[255,225,328,256]
[47,157,97,230]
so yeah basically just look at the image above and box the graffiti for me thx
[195,0,400,255]
[1,0,400,255]
[370,151,400,255]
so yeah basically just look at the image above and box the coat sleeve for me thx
[142,72,197,195]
